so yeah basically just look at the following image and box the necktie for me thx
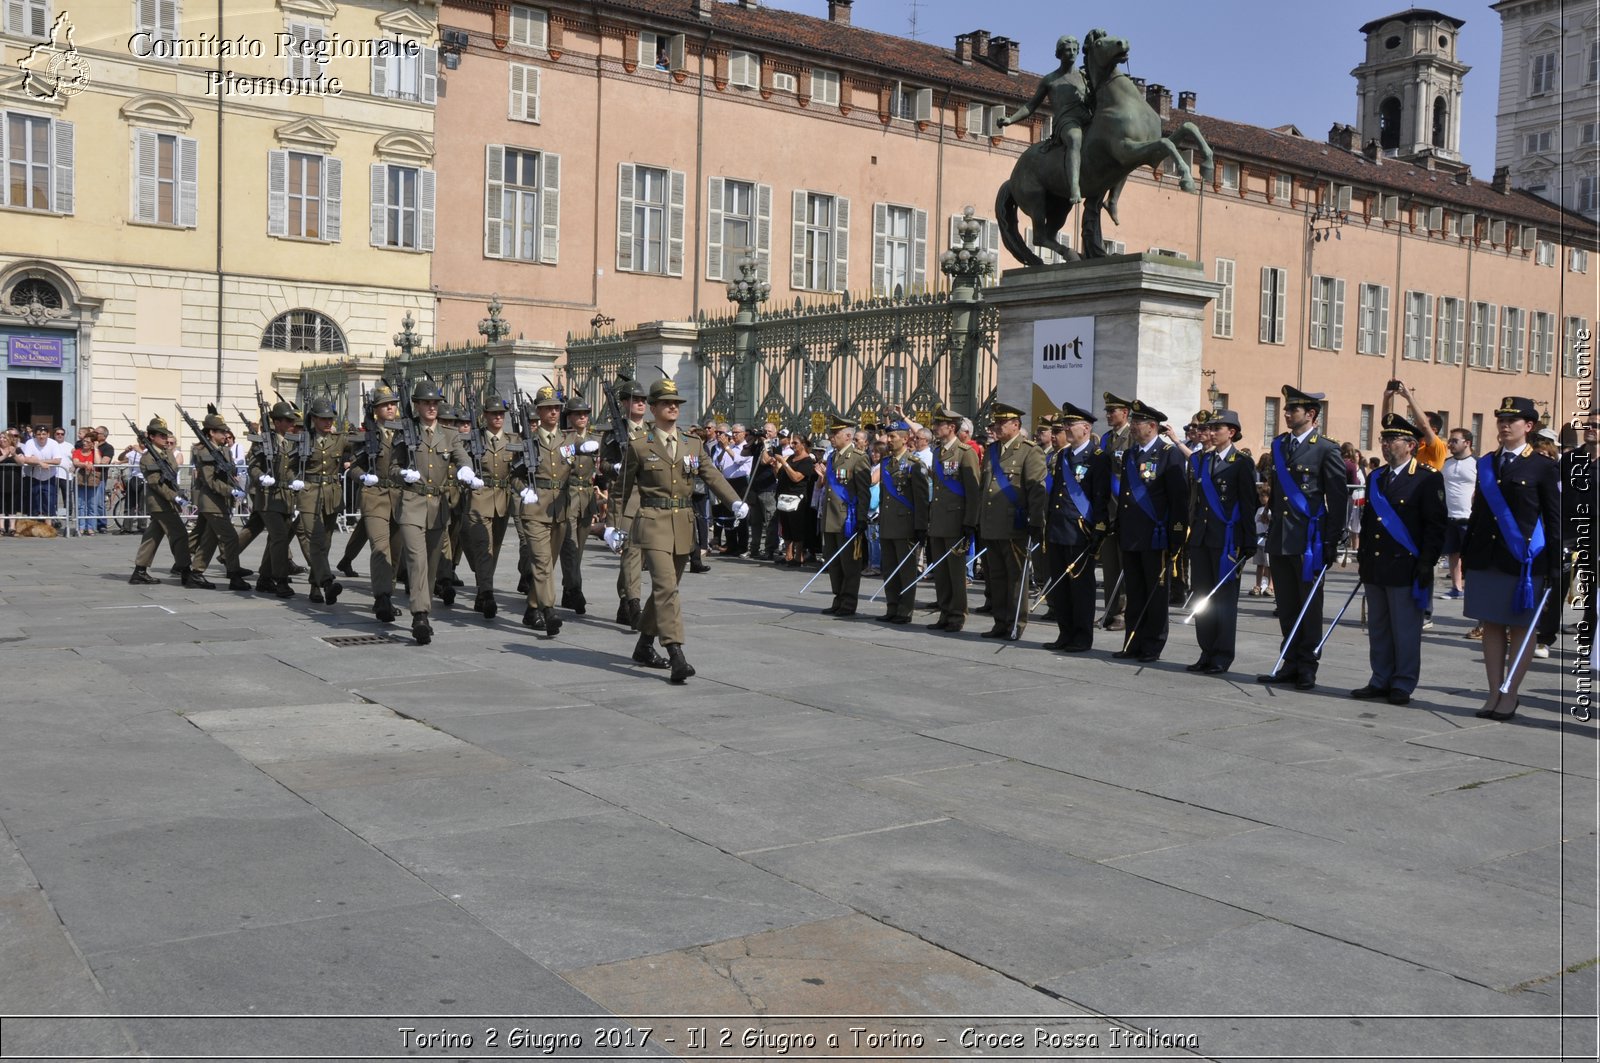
[666,434,677,461]
[1500,451,1511,474]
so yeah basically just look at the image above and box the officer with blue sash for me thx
[1350,413,1447,706]
[926,406,981,632]
[978,402,1047,639]
[1113,399,1189,662]
[1463,396,1561,721]
[819,417,872,618]
[876,419,930,623]
[1186,408,1257,675]
[1043,402,1109,652]
[1098,392,1133,628]
[1257,385,1349,690]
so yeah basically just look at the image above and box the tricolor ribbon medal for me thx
[684,454,699,473]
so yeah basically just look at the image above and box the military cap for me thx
[1493,395,1539,421]
[1102,391,1132,411]
[1378,411,1421,439]
[268,401,297,421]
[411,379,444,403]
[564,393,592,414]
[534,385,563,408]
[615,377,647,401]
[990,402,1025,423]
[371,385,399,405]
[1281,384,1326,410]
[1187,409,1212,429]
[826,414,857,432]
[481,393,510,414]
[930,404,964,424]
[641,379,678,404]
[1210,407,1242,430]
[1057,401,1097,425]
[439,403,465,423]
[146,415,173,437]
[1128,399,1166,423]
[202,405,229,432]
[309,398,337,419]
[883,418,912,433]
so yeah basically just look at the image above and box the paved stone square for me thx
[0,533,1595,1061]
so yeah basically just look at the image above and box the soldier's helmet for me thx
[268,401,297,422]
[371,385,399,406]
[439,403,464,423]
[534,385,563,408]
[411,379,444,403]
[202,409,229,432]
[481,393,510,414]
[564,394,592,414]
[309,398,338,419]
[616,377,647,401]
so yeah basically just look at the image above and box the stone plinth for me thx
[987,254,1223,425]
[628,322,702,417]
[496,339,562,399]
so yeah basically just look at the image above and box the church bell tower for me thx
[1351,9,1470,170]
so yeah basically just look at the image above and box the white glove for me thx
[470,477,485,490]
[231,489,246,499]
[288,479,306,492]
[519,487,539,505]
[456,465,476,484]
[604,527,627,553]
[258,474,276,487]
[402,469,423,484]
[360,473,379,487]
[731,500,750,521]
[580,439,600,454]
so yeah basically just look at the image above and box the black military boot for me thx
[616,599,631,625]
[336,559,358,578]
[374,594,397,623]
[523,606,544,630]
[666,644,695,684]
[631,632,668,669]
[451,573,464,587]
[435,578,456,606]
[227,572,251,592]
[571,590,587,615]
[542,607,563,636]
[287,562,307,576]
[517,573,531,595]
[561,588,576,610]
[254,575,273,594]
[181,568,215,589]
[274,578,295,599]
[411,612,432,645]
[308,583,326,604]
[128,566,160,585]
[324,579,343,604]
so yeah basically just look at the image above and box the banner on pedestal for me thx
[1031,316,1094,424]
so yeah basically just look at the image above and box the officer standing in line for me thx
[1257,384,1349,691]
[518,385,578,635]
[248,402,299,598]
[1098,392,1133,629]
[1351,412,1447,706]
[433,402,471,606]
[1042,402,1109,653]
[977,402,1047,640]
[292,398,352,605]
[393,380,471,645]
[189,407,251,592]
[609,378,651,628]
[461,393,522,621]
[1113,399,1189,662]
[560,393,601,615]
[925,406,982,633]
[127,417,202,587]
[1185,408,1257,675]
[350,386,404,622]
[817,416,873,618]
[874,418,930,624]
[609,378,746,682]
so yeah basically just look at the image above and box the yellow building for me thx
[0,0,439,435]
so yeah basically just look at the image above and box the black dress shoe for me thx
[886,615,911,625]
[980,628,1009,639]
[561,589,576,610]
[287,563,307,576]
[542,607,563,636]
[631,632,668,669]
[942,621,964,634]
[309,584,325,604]
[1185,659,1210,673]
[571,592,586,616]
[411,613,432,645]
[878,612,897,622]
[254,577,274,594]
[128,567,160,585]
[1294,677,1317,691]
[1043,636,1070,650]
[1060,643,1092,653]
[1386,689,1412,705]
[181,569,215,590]
[820,606,840,616]
[833,608,856,618]
[689,560,711,574]
[1202,663,1228,675]
[273,579,294,599]
[374,594,398,623]
[1137,652,1161,664]
[336,561,358,578]
[227,576,251,591]
[974,604,994,615]
[323,579,342,604]
[1112,649,1136,659]
[523,606,543,630]
[1350,685,1388,700]
[451,575,464,587]
[926,618,950,631]
[1488,700,1519,721]
[1256,671,1297,684]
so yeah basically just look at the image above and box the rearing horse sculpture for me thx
[997,29,1214,265]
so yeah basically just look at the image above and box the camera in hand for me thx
[1386,379,1403,393]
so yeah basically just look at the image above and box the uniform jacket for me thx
[621,427,739,553]
[876,449,929,539]
[247,434,295,515]
[1046,441,1109,548]
[190,442,239,517]
[978,434,1047,540]
[564,429,602,522]
[141,445,183,514]
[465,430,524,521]
[1358,459,1447,586]
[522,425,576,522]
[390,422,471,527]
[1187,444,1259,555]
[1461,445,1562,580]
[819,444,872,536]
[1264,429,1349,556]
[1100,422,1131,519]
[1117,437,1190,552]
[294,429,352,515]
[928,437,981,537]
[353,420,400,521]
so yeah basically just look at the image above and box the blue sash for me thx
[989,443,1027,530]
[826,451,858,537]
[1059,450,1091,521]
[1367,468,1431,612]
[1198,453,1240,565]
[1476,453,1546,612]
[1102,430,1123,499]
[880,457,912,511]
[931,448,966,498]
[1043,451,1055,497]
[1272,435,1325,580]
[1126,446,1168,550]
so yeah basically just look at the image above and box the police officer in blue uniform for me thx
[1042,402,1109,653]
[1185,408,1258,675]
[1113,399,1189,662]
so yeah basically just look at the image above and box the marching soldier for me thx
[1042,402,1109,652]
[189,407,251,592]
[978,402,1047,640]
[128,417,204,587]
[1185,408,1257,675]
[610,378,651,627]
[248,402,298,598]
[393,379,470,645]
[1351,412,1447,706]
[1114,399,1189,662]
[1098,392,1133,628]
[292,398,352,605]
[875,418,930,624]
[461,393,522,621]
[1256,385,1348,691]
[926,406,982,633]
[351,386,404,622]
[610,378,746,682]
[817,417,872,618]
[434,403,471,606]
[560,393,602,615]
[517,385,581,635]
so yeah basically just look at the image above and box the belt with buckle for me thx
[534,477,564,489]
[640,496,691,510]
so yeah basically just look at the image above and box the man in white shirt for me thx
[1440,427,1477,598]
[19,425,68,521]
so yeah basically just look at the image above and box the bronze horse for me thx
[996,29,1214,265]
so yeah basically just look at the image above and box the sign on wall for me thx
[7,337,64,369]
[1031,316,1094,423]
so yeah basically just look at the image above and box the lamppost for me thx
[1201,368,1222,413]
[726,251,770,423]
[939,206,998,416]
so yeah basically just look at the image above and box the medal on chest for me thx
[1140,459,1156,482]
[684,454,699,473]
[1074,463,1087,482]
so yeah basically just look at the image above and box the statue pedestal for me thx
[496,339,562,398]
[987,254,1223,425]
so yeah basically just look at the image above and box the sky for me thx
[786,0,1507,176]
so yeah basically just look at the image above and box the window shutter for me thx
[983,219,999,262]
[1310,280,1326,347]
[1402,294,1417,358]
[706,176,724,280]
[420,47,438,104]
[51,119,73,214]
[26,0,45,36]
[871,203,887,294]
[833,196,850,291]
[369,163,388,247]
[267,149,288,236]
[791,189,807,288]
[616,162,636,272]
[539,151,559,264]
[668,34,685,71]
[528,66,541,122]
[1486,304,1497,363]
[1331,278,1345,351]
[1378,287,1390,356]
[755,182,772,283]
[1453,305,1464,365]
[483,144,504,258]
[1423,294,1434,361]
[417,167,436,251]
[322,155,341,241]
[160,0,179,39]
[666,168,686,277]
[1259,266,1273,342]
[912,208,927,290]
[134,129,158,223]
[177,135,198,228]
[371,40,390,96]
[0,118,7,205]
[915,87,932,122]
[949,213,961,248]
[508,64,524,119]
[137,0,156,34]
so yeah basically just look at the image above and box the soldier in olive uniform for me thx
[460,393,522,621]
[609,377,651,627]
[1099,392,1133,628]
[875,419,930,623]
[1043,402,1109,652]
[610,378,746,682]
[289,398,353,605]
[1185,408,1257,675]
[392,380,472,644]
[128,417,204,587]
[248,403,299,598]
[189,407,251,591]
[1114,399,1190,662]
[925,406,982,633]
[434,403,471,606]
[559,394,602,615]
[978,402,1047,640]
[351,387,404,622]
[817,417,873,617]
[1257,384,1349,691]
[517,385,580,635]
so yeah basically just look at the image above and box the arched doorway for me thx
[1378,97,1402,151]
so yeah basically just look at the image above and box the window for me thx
[1584,122,1599,146]
[1579,175,1598,214]
[1402,292,1433,361]
[1258,266,1287,344]
[266,150,339,241]
[135,0,180,52]
[1564,316,1590,378]
[1435,297,1464,365]
[1524,130,1553,154]
[1589,38,1599,83]
[261,310,345,353]
[1359,404,1374,450]
[1573,249,1590,273]
[1308,275,1344,350]
[771,71,797,94]
[728,51,759,90]
[1471,414,1483,448]
[508,62,540,122]
[707,177,771,281]
[284,21,326,80]
[872,203,926,295]
[1262,398,1280,448]
[966,101,1004,136]
[370,163,435,251]
[1500,306,1525,371]
[1529,312,1555,374]
[509,5,547,49]
[810,67,840,106]
[3,111,73,213]
[1469,302,1497,368]
[1534,239,1556,266]
[639,31,683,72]
[1530,51,1557,95]
[484,145,559,264]
[891,83,931,122]
[1273,173,1293,203]
[3,0,47,38]
[616,163,684,275]
[370,40,438,103]
[1357,283,1390,356]
[791,190,849,292]
[131,130,197,227]
[1213,258,1235,338]
[1217,161,1240,191]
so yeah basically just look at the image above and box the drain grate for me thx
[321,633,409,648]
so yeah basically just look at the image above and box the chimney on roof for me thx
[1130,75,1146,93]
[1177,90,1197,112]
[827,0,851,24]
[737,0,758,9]
[1454,166,1472,185]
[1145,83,1171,119]
[988,35,1019,74]
[1491,165,1511,194]
[969,29,991,59]
[955,32,973,65]
[692,0,712,19]
[1363,138,1382,163]
[1328,123,1359,152]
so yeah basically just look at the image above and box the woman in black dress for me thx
[774,435,817,566]
[0,429,20,534]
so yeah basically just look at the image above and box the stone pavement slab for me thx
[432,704,721,773]
[307,768,616,844]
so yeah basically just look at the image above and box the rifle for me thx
[599,376,632,527]
[252,386,279,470]
[276,388,311,477]
[123,413,181,496]
[514,388,543,484]
[360,387,381,472]
[465,387,485,467]
[176,404,236,498]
